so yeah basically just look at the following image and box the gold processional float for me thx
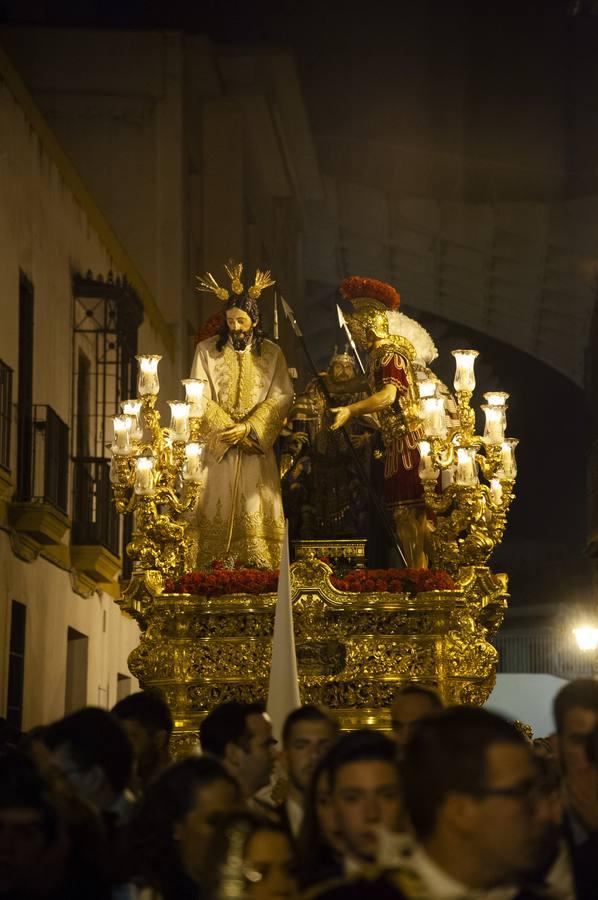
[109,284,518,753]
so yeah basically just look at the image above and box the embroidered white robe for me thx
[190,336,293,568]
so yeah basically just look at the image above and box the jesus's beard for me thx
[229,330,252,351]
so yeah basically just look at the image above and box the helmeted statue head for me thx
[328,344,357,383]
[339,276,415,357]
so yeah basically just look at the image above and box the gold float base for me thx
[121,557,507,752]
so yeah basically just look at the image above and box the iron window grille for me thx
[16,404,69,513]
[72,271,143,563]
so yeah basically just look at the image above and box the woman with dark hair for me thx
[204,810,298,900]
[119,756,240,900]
[296,753,345,890]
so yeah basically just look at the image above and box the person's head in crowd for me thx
[282,705,338,807]
[553,678,598,776]
[0,753,63,896]
[390,683,443,750]
[403,706,553,889]
[123,756,240,894]
[297,751,345,888]
[200,701,276,798]
[205,810,298,900]
[44,707,132,813]
[328,729,402,866]
[0,752,110,899]
[112,690,173,789]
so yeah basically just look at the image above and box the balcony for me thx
[71,456,121,593]
[9,404,70,560]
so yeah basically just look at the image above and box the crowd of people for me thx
[0,680,597,900]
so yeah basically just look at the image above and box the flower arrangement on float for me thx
[164,560,455,597]
[331,568,456,594]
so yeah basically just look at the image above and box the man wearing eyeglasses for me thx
[309,707,556,900]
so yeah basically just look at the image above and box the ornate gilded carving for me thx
[123,557,506,748]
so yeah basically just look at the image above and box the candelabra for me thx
[110,355,206,611]
[418,350,518,574]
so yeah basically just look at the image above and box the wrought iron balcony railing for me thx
[16,404,69,513]
[72,456,120,557]
[0,359,13,472]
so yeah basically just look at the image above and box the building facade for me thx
[0,28,321,730]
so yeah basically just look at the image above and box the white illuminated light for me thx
[121,399,143,441]
[134,455,155,496]
[112,415,132,455]
[422,397,446,438]
[168,401,191,442]
[455,447,478,486]
[482,404,505,445]
[483,391,509,408]
[418,380,436,399]
[573,625,598,652]
[452,349,479,392]
[418,440,439,482]
[183,443,204,482]
[182,379,206,416]
[136,355,162,397]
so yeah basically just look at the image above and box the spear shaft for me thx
[280,297,407,566]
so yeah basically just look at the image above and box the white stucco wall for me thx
[485,673,568,739]
[0,70,145,729]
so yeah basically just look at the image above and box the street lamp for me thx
[573,625,598,652]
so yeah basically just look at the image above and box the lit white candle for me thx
[134,456,155,495]
[183,443,204,482]
[168,401,190,442]
[452,350,479,392]
[422,397,446,438]
[490,478,503,504]
[112,415,132,455]
[136,355,162,397]
[455,447,478,486]
[181,379,206,417]
[483,391,509,408]
[482,404,505,445]
[418,380,436,399]
[121,399,143,441]
[499,439,518,478]
[418,440,439,482]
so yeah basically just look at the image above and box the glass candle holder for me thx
[136,355,162,397]
[121,399,143,441]
[181,379,206,417]
[168,401,190,442]
[498,439,518,478]
[455,446,478,486]
[490,477,503,505]
[134,456,155,495]
[183,442,204,482]
[483,391,509,408]
[418,440,439,482]
[112,415,132,455]
[452,349,479,392]
[418,379,436,399]
[482,404,505,445]
[422,397,446,438]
